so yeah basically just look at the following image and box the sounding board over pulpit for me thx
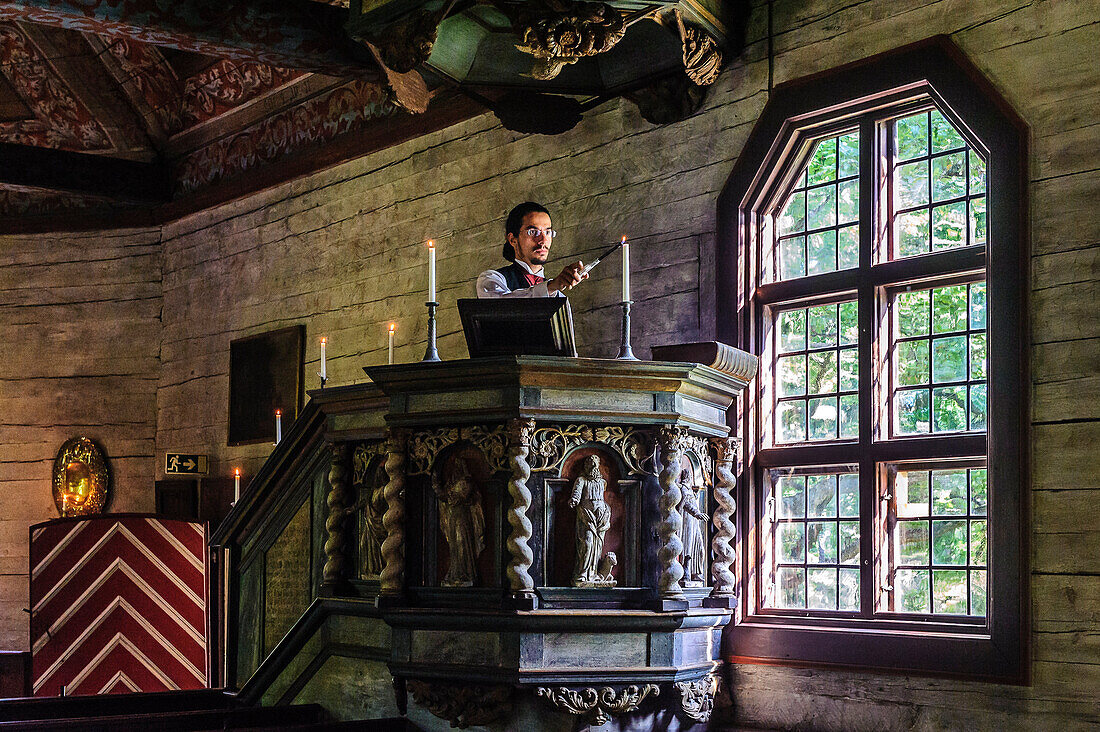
[214,346,756,730]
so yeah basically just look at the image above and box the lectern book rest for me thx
[458,297,577,357]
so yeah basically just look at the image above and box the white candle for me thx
[275,409,282,443]
[388,323,395,364]
[621,236,630,302]
[319,337,327,381]
[427,240,436,302]
[234,468,241,502]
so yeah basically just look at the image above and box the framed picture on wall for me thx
[228,325,304,446]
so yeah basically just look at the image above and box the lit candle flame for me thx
[427,240,435,249]
[275,409,281,417]
[320,337,326,345]
[389,322,396,333]
[234,468,241,477]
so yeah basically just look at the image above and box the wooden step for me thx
[0,702,325,731]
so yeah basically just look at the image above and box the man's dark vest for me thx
[495,261,537,292]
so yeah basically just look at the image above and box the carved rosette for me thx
[467,424,510,473]
[536,684,659,726]
[505,419,536,596]
[508,0,627,80]
[675,673,718,723]
[322,442,351,586]
[709,436,740,598]
[407,428,460,475]
[658,426,689,599]
[529,423,652,475]
[379,428,409,596]
[407,680,512,728]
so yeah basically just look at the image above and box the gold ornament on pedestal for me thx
[52,437,109,517]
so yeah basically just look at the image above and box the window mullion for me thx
[857,115,877,617]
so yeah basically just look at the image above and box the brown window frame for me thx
[717,37,1028,682]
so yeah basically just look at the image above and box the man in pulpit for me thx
[475,201,588,298]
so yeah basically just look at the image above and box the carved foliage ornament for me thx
[529,423,652,475]
[675,673,718,723]
[407,425,513,475]
[52,437,109,517]
[537,684,659,726]
[506,0,627,80]
[407,680,512,729]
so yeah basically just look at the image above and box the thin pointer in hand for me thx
[579,236,627,277]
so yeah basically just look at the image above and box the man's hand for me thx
[547,261,588,294]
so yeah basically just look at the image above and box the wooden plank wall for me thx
[0,228,161,652]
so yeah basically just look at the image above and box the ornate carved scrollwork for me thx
[380,428,409,596]
[528,423,653,475]
[536,684,660,726]
[322,442,351,586]
[504,0,627,80]
[505,418,536,597]
[407,425,512,475]
[407,679,512,729]
[675,673,718,723]
[709,436,740,598]
[407,428,460,475]
[466,424,510,473]
[673,9,722,86]
[657,426,688,599]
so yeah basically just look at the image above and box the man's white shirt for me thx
[475,260,564,298]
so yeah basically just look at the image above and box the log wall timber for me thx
[0,227,161,651]
[0,0,1094,724]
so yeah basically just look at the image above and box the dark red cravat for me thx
[522,271,545,287]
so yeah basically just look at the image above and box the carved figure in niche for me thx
[432,458,486,587]
[569,454,615,587]
[678,467,709,585]
[357,458,388,578]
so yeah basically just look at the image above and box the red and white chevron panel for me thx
[30,516,209,696]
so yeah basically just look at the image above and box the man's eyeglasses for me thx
[523,226,556,239]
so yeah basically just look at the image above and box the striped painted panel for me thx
[30,516,208,696]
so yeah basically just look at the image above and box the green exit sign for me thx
[165,453,208,475]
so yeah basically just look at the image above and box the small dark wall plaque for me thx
[228,325,304,446]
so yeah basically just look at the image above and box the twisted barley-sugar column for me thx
[658,426,687,599]
[322,442,351,586]
[505,418,536,597]
[380,428,409,596]
[709,436,739,598]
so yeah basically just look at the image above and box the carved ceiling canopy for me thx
[0,0,748,225]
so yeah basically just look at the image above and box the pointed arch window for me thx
[718,38,1027,680]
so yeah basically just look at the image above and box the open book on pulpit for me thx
[458,297,577,358]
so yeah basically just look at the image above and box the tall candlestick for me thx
[388,323,396,364]
[427,240,436,302]
[319,337,327,381]
[620,236,630,302]
[275,409,282,444]
[234,468,241,502]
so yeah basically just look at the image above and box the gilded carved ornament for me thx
[52,437,109,517]
[407,425,513,475]
[503,0,627,80]
[674,673,718,723]
[536,684,660,726]
[529,423,653,475]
